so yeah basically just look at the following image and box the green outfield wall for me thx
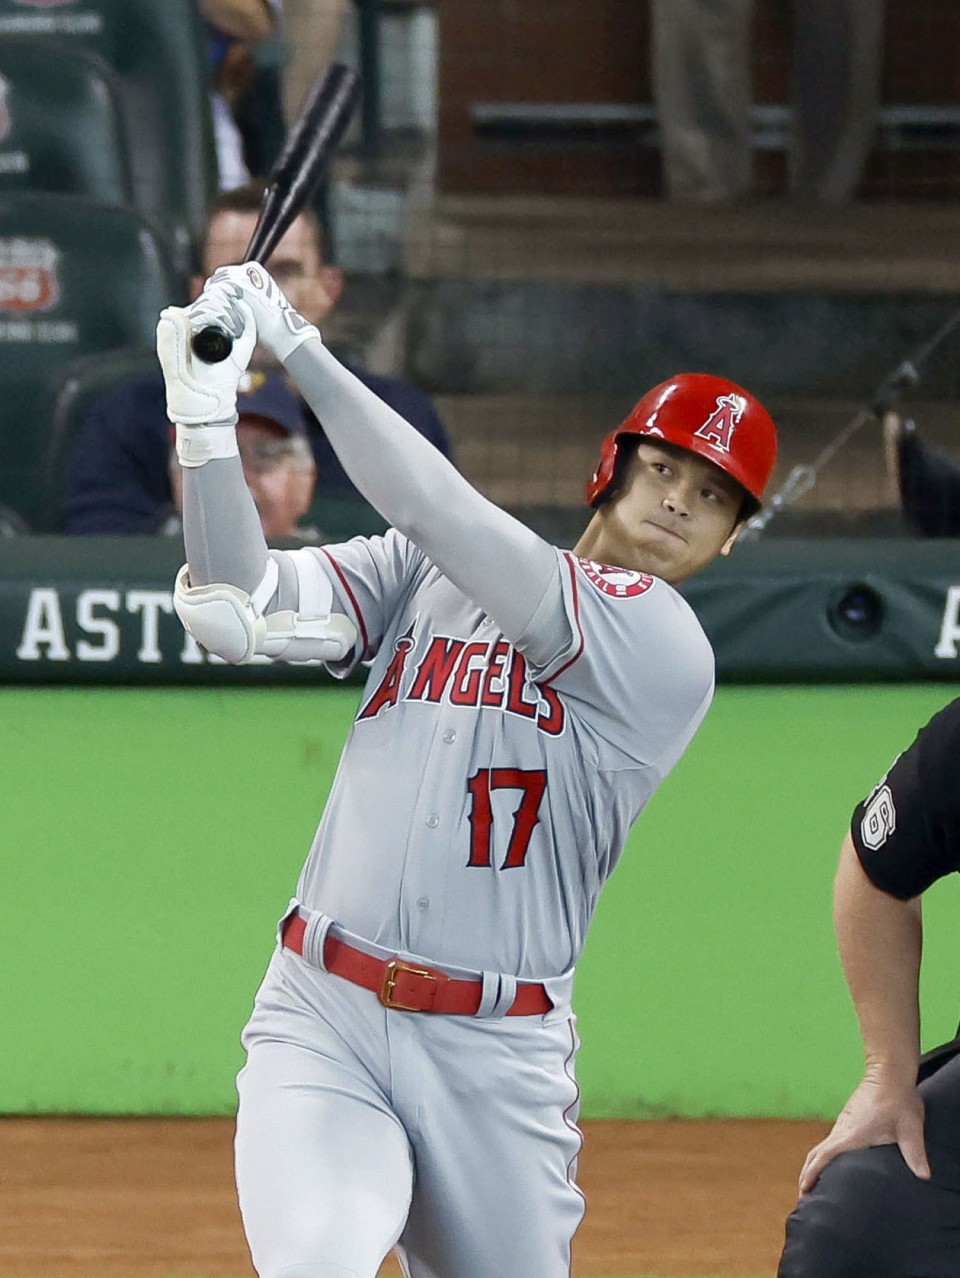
[3,682,959,1118]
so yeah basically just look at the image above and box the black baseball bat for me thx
[191,61,361,364]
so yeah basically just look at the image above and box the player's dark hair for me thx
[607,435,640,499]
[207,182,327,262]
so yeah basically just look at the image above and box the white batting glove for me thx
[203,263,321,364]
[156,295,257,428]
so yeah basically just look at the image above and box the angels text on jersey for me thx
[357,618,565,736]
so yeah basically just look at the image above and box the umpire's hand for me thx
[798,1073,931,1195]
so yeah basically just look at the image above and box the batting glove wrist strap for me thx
[204,263,321,363]
[175,422,239,468]
[157,303,256,427]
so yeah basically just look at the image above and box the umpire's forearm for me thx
[834,832,923,1083]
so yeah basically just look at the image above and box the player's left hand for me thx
[797,1072,930,1196]
[156,296,257,426]
[203,263,321,364]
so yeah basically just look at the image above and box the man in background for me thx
[279,0,349,127]
[161,369,321,544]
[882,411,960,537]
[651,0,884,203]
[63,182,452,536]
[203,0,281,190]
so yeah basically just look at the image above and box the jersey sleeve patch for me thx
[859,783,896,851]
[576,558,654,599]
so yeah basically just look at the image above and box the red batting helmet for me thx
[585,373,778,516]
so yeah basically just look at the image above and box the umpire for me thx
[778,696,960,1277]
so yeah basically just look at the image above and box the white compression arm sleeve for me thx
[285,341,570,661]
[181,455,270,594]
[179,457,358,664]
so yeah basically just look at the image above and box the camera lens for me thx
[827,583,884,642]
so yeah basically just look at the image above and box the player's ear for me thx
[719,524,741,557]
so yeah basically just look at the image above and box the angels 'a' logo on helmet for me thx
[693,393,747,454]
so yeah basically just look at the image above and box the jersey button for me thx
[417,897,429,911]
[426,815,440,828]
[442,730,457,744]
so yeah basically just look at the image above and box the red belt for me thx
[281,913,552,1016]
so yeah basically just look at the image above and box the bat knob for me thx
[192,325,233,364]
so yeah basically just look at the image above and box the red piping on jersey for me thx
[541,553,585,686]
[320,547,370,656]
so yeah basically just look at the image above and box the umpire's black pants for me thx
[778,1042,960,1277]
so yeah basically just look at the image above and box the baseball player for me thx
[155,264,778,1278]
[778,697,960,1278]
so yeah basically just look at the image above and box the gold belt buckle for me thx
[380,958,438,1012]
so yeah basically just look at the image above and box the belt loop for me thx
[490,974,517,1019]
[276,898,300,948]
[302,912,335,970]
[475,971,500,1017]
[476,972,517,1019]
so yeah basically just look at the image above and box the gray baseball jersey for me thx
[293,531,714,979]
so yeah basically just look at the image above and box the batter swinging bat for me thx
[192,61,361,364]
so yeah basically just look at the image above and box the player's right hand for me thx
[204,263,322,365]
[797,1073,930,1196]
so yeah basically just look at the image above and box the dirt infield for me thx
[0,1116,827,1277]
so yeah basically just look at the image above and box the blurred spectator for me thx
[883,412,960,537]
[161,369,322,543]
[62,183,453,536]
[279,0,349,126]
[233,1,351,248]
[651,0,885,203]
[0,502,28,537]
[203,0,282,190]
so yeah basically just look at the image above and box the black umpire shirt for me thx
[851,696,960,900]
